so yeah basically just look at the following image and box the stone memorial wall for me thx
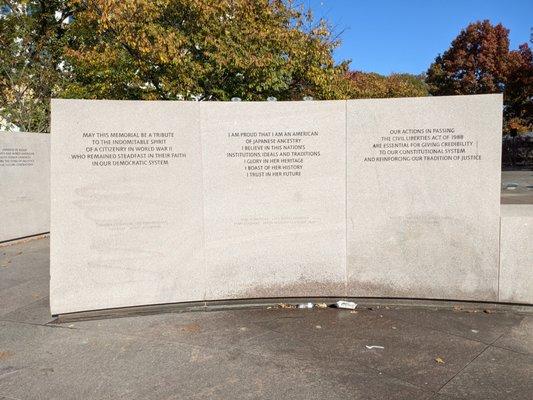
[499,205,533,304]
[50,94,530,315]
[50,101,204,313]
[346,97,502,301]
[201,101,346,300]
[0,131,50,242]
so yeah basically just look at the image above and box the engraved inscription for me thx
[0,147,35,167]
[226,130,321,177]
[363,127,481,163]
[69,132,186,167]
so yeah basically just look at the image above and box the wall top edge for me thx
[0,131,49,136]
[501,204,533,218]
[50,93,503,106]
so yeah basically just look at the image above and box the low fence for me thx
[502,133,533,168]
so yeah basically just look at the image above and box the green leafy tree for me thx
[1,0,354,131]
[0,0,72,132]
[63,0,352,101]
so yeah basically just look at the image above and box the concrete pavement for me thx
[0,237,532,400]
[501,170,533,204]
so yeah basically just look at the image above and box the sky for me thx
[306,0,533,75]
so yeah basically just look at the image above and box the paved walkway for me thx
[0,237,532,400]
[501,170,533,204]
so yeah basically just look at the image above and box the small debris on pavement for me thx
[365,345,384,350]
[277,303,296,309]
[182,323,201,333]
[453,306,479,313]
[336,300,357,310]
[0,351,14,360]
[298,302,314,309]
[435,357,445,364]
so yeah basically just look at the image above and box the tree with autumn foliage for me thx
[62,0,352,102]
[347,71,428,99]
[505,44,533,133]
[1,0,356,131]
[426,20,533,134]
